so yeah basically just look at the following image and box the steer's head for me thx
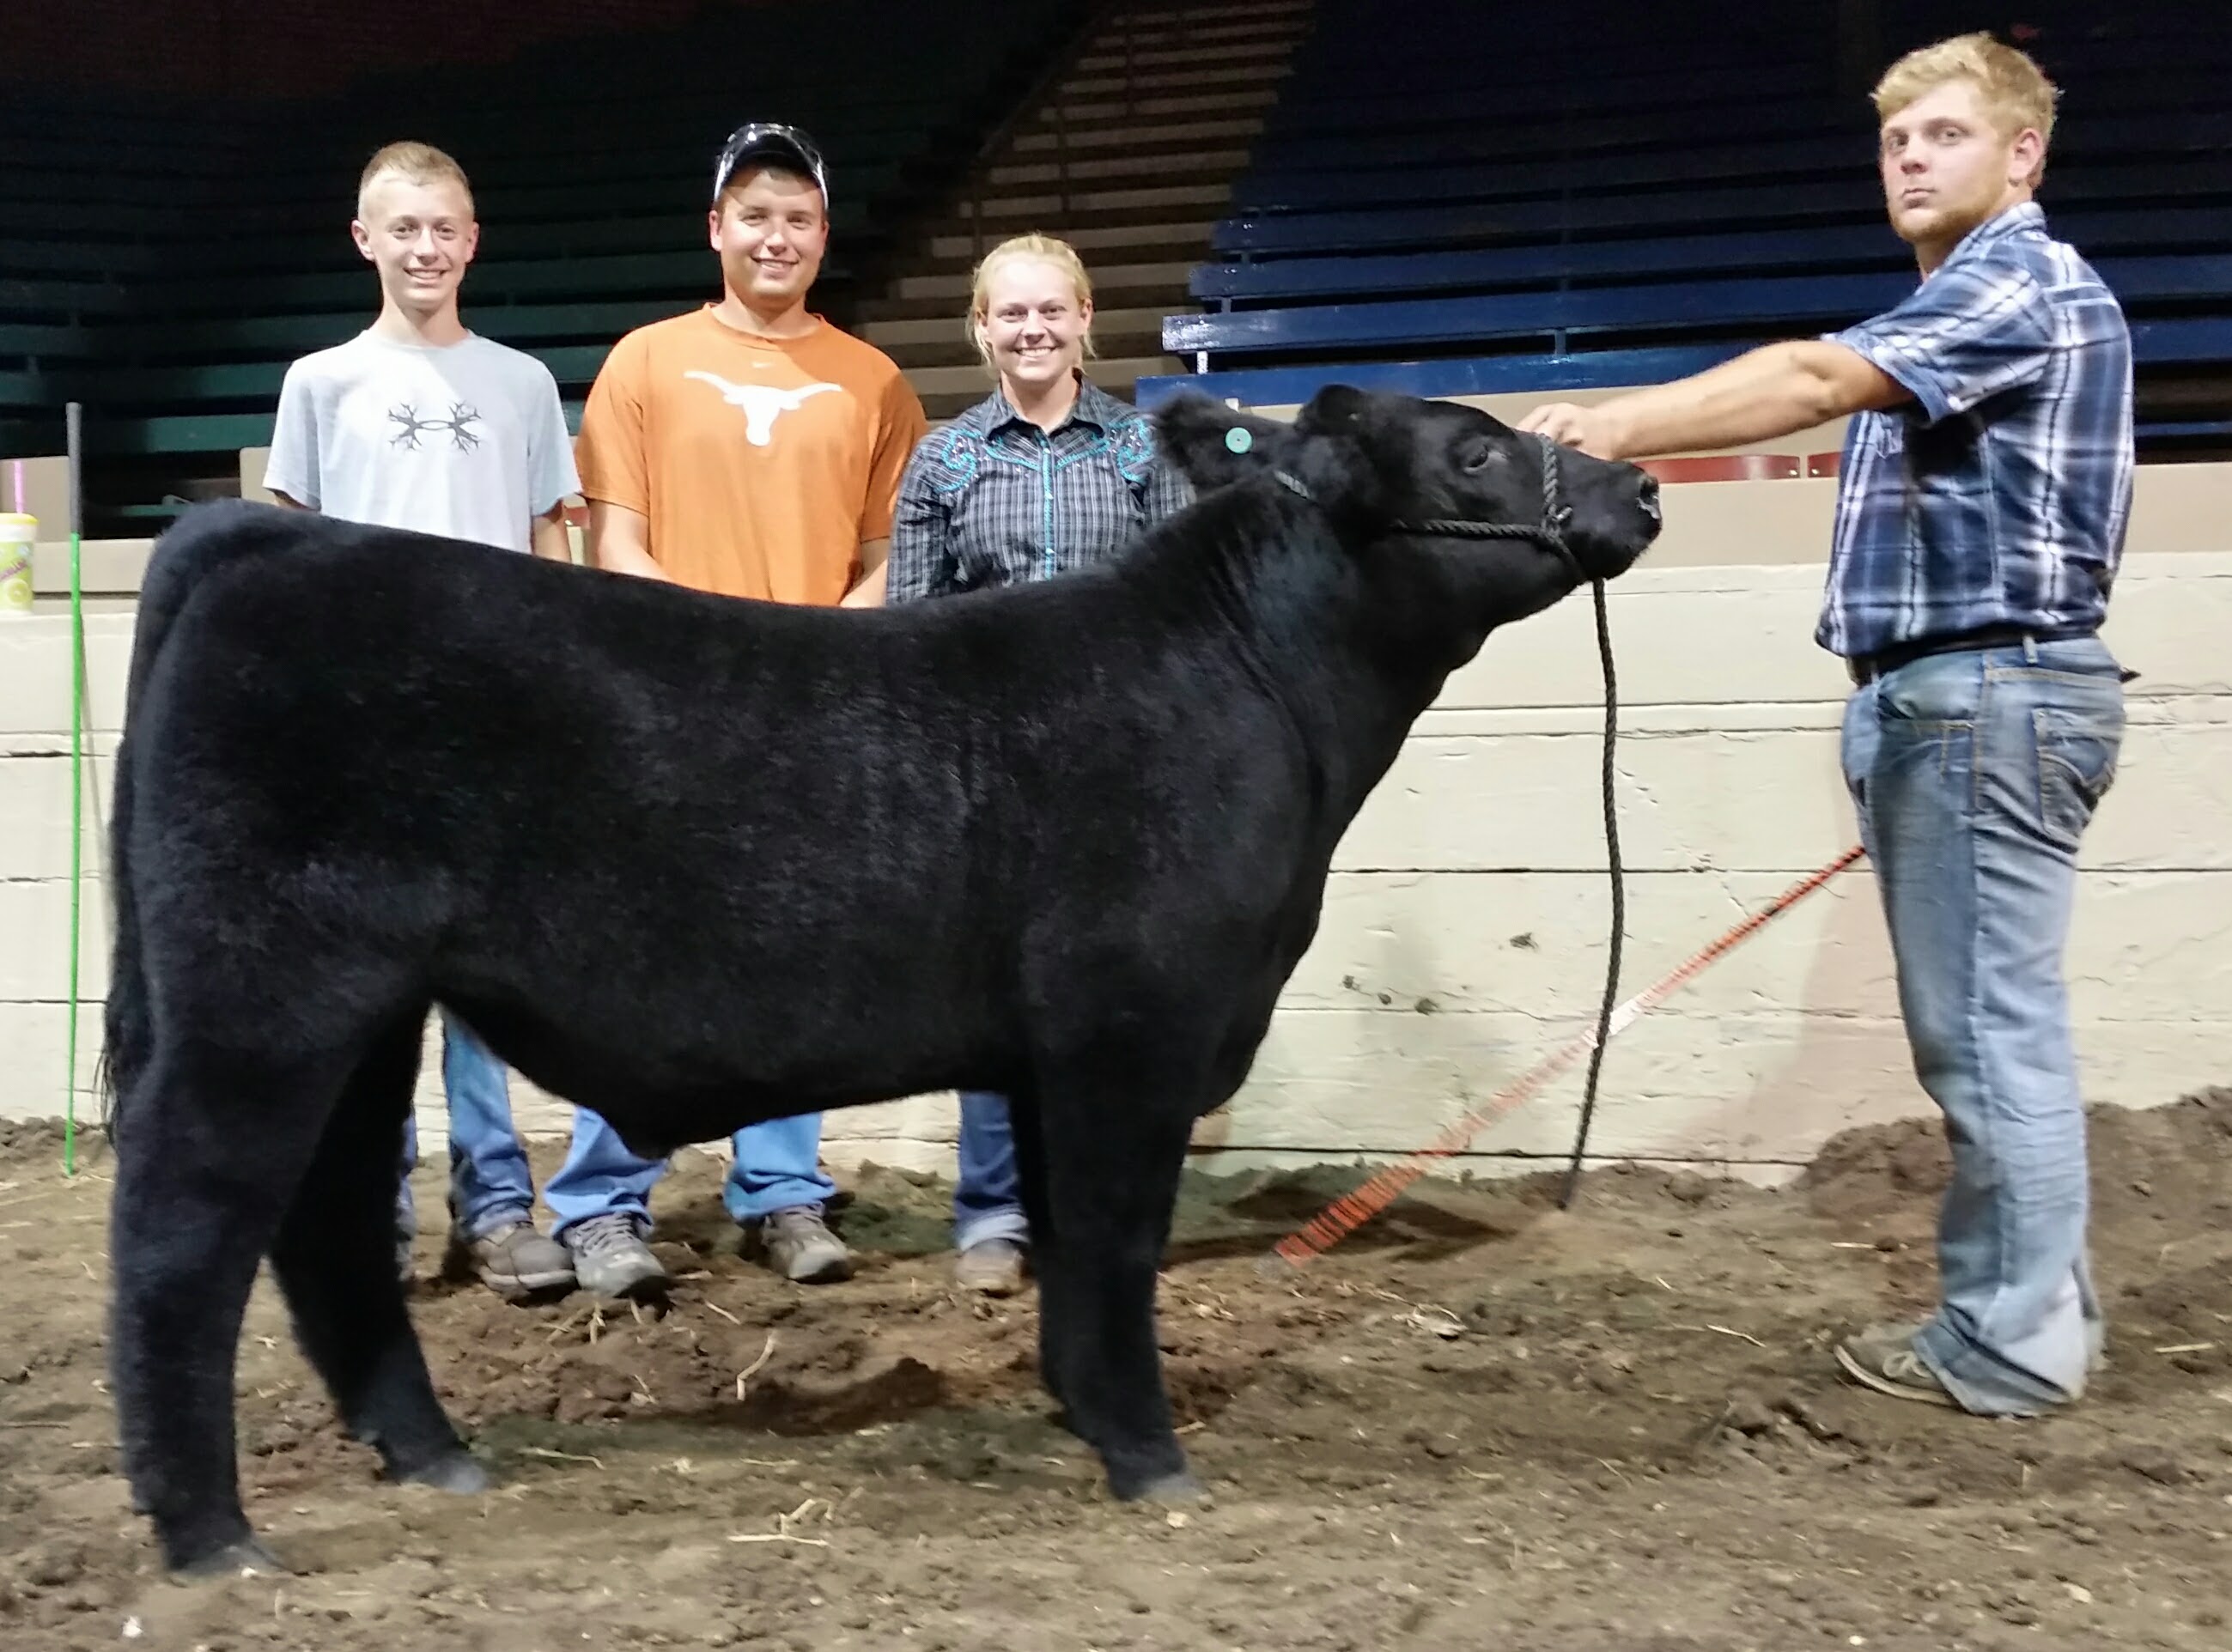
[1154,385,1661,605]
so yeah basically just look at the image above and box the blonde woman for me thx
[885,233,1192,1296]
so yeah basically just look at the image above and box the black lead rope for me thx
[1276,433,1626,1207]
[1561,579,1622,1210]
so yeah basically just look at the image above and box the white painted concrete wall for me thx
[4,477,2229,1187]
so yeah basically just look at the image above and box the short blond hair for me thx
[967,234,1097,371]
[1874,33,2058,179]
[356,141,474,220]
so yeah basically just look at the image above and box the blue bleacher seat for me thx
[1235,109,2232,216]
[1137,319,2232,416]
[1212,156,2232,259]
[1191,210,2231,308]
[1167,255,2232,366]
[1154,0,2232,452]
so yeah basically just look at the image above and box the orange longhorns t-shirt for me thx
[574,307,928,604]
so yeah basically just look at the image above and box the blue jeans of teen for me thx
[1840,634,2126,1414]
[395,1013,538,1242]
[543,1108,836,1238]
[953,1090,1030,1252]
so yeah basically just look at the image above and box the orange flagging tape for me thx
[1265,843,1868,1271]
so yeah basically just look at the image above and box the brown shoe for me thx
[445,1217,576,1303]
[954,1237,1027,1297]
[753,1204,853,1285]
[1834,1321,1957,1408]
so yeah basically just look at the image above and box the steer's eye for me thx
[1458,439,1495,474]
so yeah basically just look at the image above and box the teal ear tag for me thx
[1224,426,1253,454]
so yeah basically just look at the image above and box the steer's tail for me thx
[99,501,288,1144]
[95,739,147,1146]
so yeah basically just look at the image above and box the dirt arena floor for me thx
[4,1090,2232,1652]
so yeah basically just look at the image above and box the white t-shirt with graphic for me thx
[264,330,579,553]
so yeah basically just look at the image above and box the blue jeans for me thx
[1841,634,2126,1415]
[396,1013,538,1242]
[953,1090,1029,1252]
[544,1108,836,1237]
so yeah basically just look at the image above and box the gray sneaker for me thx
[954,1236,1028,1297]
[1834,1321,1958,1408]
[563,1213,669,1301]
[445,1217,575,1303]
[753,1204,853,1285]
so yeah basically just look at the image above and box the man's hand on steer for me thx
[1517,401,1627,460]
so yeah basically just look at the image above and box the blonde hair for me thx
[356,141,474,220]
[1873,33,2058,181]
[967,234,1097,372]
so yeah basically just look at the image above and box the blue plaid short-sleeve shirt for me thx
[1819,203,2134,659]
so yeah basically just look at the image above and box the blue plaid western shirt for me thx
[884,377,1192,605]
[1818,203,2134,659]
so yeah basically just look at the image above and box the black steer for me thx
[102,385,1660,1574]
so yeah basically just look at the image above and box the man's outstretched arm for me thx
[1519,341,1911,461]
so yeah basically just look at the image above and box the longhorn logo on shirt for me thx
[683,373,844,446]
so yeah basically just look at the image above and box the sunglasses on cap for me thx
[711,122,831,206]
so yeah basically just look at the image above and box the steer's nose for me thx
[1636,471,1661,524]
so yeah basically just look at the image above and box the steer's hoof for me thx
[176,1537,289,1579]
[395,1449,490,1495]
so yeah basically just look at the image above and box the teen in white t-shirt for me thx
[265,330,575,554]
[264,142,581,1305]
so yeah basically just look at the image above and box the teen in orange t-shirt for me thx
[549,124,928,1299]
[575,307,922,603]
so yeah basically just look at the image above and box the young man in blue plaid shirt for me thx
[1522,33,2131,1416]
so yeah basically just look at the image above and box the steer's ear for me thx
[1151,392,1292,493]
[1281,383,1391,525]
